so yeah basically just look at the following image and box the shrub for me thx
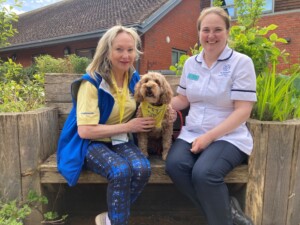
[0,59,44,112]
[0,54,91,112]
[34,54,90,74]
[229,24,288,75]
[34,55,68,74]
[0,58,24,83]
[67,54,91,74]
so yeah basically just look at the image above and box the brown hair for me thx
[197,6,231,31]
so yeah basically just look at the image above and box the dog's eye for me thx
[154,79,160,85]
[144,78,149,83]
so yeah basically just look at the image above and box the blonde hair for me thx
[86,25,142,85]
[197,6,231,31]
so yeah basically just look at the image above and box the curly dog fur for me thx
[134,72,173,160]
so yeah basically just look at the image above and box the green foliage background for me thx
[0,55,91,112]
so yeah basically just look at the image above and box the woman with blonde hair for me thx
[57,25,155,225]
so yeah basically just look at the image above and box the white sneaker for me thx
[95,212,107,225]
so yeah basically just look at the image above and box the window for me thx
[76,48,95,59]
[172,49,186,65]
[212,0,274,18]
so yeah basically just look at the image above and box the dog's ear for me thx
[134,80,144,102]
[160,78,173,104]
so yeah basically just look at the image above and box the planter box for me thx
[246,119,300,225]
[0,107,59,223]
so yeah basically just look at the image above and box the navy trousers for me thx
[85,141,151,225]
[166,139,247,225]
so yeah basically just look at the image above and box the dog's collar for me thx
[140,102,167,128]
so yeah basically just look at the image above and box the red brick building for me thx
[0,0,200,74]
[0,0,299,74]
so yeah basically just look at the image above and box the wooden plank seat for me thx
[39,154,249,184]
[42,74,249,186]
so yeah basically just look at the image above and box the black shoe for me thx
[230,196,254,225]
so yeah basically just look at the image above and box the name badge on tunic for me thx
[111,133,128,145]
[187,73,199,81]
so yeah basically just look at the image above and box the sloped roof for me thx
[1,0,181,52]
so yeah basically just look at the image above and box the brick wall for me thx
[139,0,200,74]
[257,11,300,71]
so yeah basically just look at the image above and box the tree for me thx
[0,0,21,47]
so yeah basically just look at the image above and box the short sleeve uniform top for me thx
[177,45,257,155]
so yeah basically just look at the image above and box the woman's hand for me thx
[127,117,155,133]
[190,101,254,154]
[190,133,214,154]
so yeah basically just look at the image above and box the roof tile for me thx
[9,0,170,45]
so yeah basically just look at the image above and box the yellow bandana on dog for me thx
[140,101,167,128]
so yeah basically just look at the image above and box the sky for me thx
[2,0,63,14]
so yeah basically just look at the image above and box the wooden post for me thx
[0,107,59,224]
[0,114,22,200]
[246,119,300,225]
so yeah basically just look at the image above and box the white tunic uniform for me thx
[177,45,257,155]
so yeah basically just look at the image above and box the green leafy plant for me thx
[0,54,90,112]
[169,44,201,75]
[66,54,91,74]
[252,63,300,121]
[0,199,31,225]
[0,0,21,47]
[0,190,67,225]
[229,23,288,75]
[34,54,90,74]
[0,59,45,112]
[34,55,68,74]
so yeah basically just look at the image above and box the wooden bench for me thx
[41,73,258,224]
[40,154,249,184]
[42,73,249,184]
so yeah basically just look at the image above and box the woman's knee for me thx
[131,158,151,180]
[166,139,191,175]
[165,154,178,176]
[192,168,224,187]
[108,162,131,183]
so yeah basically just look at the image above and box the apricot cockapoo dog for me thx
[134,72,173,160]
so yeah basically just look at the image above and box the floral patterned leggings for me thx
[85,141,151,225]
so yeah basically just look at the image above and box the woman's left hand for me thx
[190,133,213,154]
